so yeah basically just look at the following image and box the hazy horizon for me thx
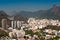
[0,0,60,15]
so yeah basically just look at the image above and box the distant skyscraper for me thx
[11,21,14,28]
[14,21,17,29]
[17,21,20,28]
[2,19,7,29]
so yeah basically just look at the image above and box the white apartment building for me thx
[11,20,25,29]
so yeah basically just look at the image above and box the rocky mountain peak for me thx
[52,5,59,13]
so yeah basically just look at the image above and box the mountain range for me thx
[0,5,60,20]
[13,5,60,20]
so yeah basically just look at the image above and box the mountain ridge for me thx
[13,5,60,20]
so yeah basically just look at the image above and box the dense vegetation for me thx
[43,25,60,30]
[0,29,9,38]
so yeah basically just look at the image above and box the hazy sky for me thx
[0,0,60,13]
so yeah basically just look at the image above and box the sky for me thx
[0,0,60,14]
